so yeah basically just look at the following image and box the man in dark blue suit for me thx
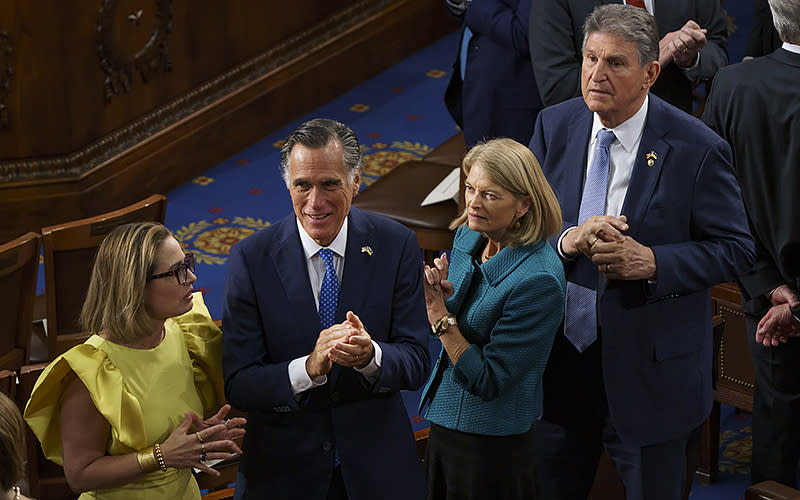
[222,119,430,500]
[529,5,754,499]
[444,0,542,147]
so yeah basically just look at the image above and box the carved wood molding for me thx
[0,0,394,184]
[97,0,173,102]
[0,29,13,130]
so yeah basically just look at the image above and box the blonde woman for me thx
[0,392,32,500]
[421,138,566,500]
[25,222,245,499]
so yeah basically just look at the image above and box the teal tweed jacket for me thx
[420,225,566,436]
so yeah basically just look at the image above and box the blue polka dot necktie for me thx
[564,129,616,352]
[318,248,339,329]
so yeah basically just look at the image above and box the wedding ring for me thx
[680,47,688,54]
[605,264,611,273]
[589,236,598,248]
[196,432,205,444]
[224,418,231,430]
[200,442,207,462]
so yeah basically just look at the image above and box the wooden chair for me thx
[0,369,16,398]
[746,481,800,500]
[40,194,167,359]
[0,232,41,372]
[697,284,754,484]
[17,362,77,500]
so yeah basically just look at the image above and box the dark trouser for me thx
[747,315,800,487]
[327,467,349,500]
[425,423,538,500]
[535,332,692,500]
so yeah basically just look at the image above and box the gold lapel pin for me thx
[361,246,373,256]
[646,151,658,167]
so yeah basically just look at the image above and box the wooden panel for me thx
[710,282,754,411]
[0,0,460,242]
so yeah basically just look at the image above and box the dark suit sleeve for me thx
[529,0,582,105]
[693,0,729,82]
[648,138,755,297]
[222,243,298,413]
[467,0,531,57]
[370,230,432,392]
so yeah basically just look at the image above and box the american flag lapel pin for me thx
[361,246,373,256]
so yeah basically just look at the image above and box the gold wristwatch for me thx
[431,313,457,337]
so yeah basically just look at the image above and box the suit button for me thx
[331,392,341,402]
[322,441,333,452]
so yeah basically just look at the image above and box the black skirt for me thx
[425,423,538,500]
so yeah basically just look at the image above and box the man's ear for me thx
[643,60,661,89]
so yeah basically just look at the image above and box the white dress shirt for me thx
[784,42,800,55]
[558,96,649,257]
[288,216,383,395]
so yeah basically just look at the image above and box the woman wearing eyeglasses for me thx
[24,222,246,500]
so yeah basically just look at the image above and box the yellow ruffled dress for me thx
[24,293,224,500]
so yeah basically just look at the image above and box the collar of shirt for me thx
[783,42,800,55]
[624,0,654,14]
[587,95,648,218]
[296,216,348,260]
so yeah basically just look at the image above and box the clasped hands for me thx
[755,284,800,347]
[306,311,374,378]
[562,215,657,281]
[423,254,454,324]
[659,20,707,69]
[160,404,246,475]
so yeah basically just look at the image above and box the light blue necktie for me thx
[318,249,339,329]
[460,26,473,80]
[564,129,616,352]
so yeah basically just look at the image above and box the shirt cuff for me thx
[288,356,328,396]
[557,226,578,260]
[679,52,701,81]
[354,340,382,380]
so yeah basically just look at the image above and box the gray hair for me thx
[280,118,363,186]
[582,4,660,66]
[769,0,800,44]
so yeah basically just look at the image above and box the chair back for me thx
[0,369,16,398]
[0,232,41,372]
[41,194,167,359]
[17,362,77,500]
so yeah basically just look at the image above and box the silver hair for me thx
[582,4,660,66]
[769,0,800,44]
[280,118,363,187]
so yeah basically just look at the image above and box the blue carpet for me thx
[81,5,760,495]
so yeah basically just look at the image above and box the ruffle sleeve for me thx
[171,292,225,419]
[23,343,147,465]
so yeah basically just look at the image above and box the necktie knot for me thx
[318,248,335,268]
[596,128,616,150]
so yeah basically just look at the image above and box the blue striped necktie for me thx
[564,129,616,352]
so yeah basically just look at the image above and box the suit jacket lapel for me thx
[272,222,322,350]
[620,96,671,240]
[562,108,594,226]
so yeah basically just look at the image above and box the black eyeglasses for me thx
[150,253,195,285]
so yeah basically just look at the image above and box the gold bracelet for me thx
[153,443,168,472]
[136,447,159,473]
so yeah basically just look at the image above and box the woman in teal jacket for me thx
[421,138,565,500]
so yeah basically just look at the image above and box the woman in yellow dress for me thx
[24,222,246,499]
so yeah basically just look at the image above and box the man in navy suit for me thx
[529,5,754,499]
[444,0,542,147]
[222,118,430,500]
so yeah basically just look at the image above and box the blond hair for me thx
[0,392,26,490]
[79,222,173,343]
[450,138,562,247]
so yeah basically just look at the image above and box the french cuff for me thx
[288,356,327,396]
[354,340,382,380]
[679,52,701,81]
[557,226,578,261]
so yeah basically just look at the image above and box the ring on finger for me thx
[224,418,231,430]
[605,263,611,273]
[589,236,598,247]
[200,442,207,462]
[196,432,205,444]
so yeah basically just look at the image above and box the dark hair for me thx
[583,4,660,66]
[280,118,363,185]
